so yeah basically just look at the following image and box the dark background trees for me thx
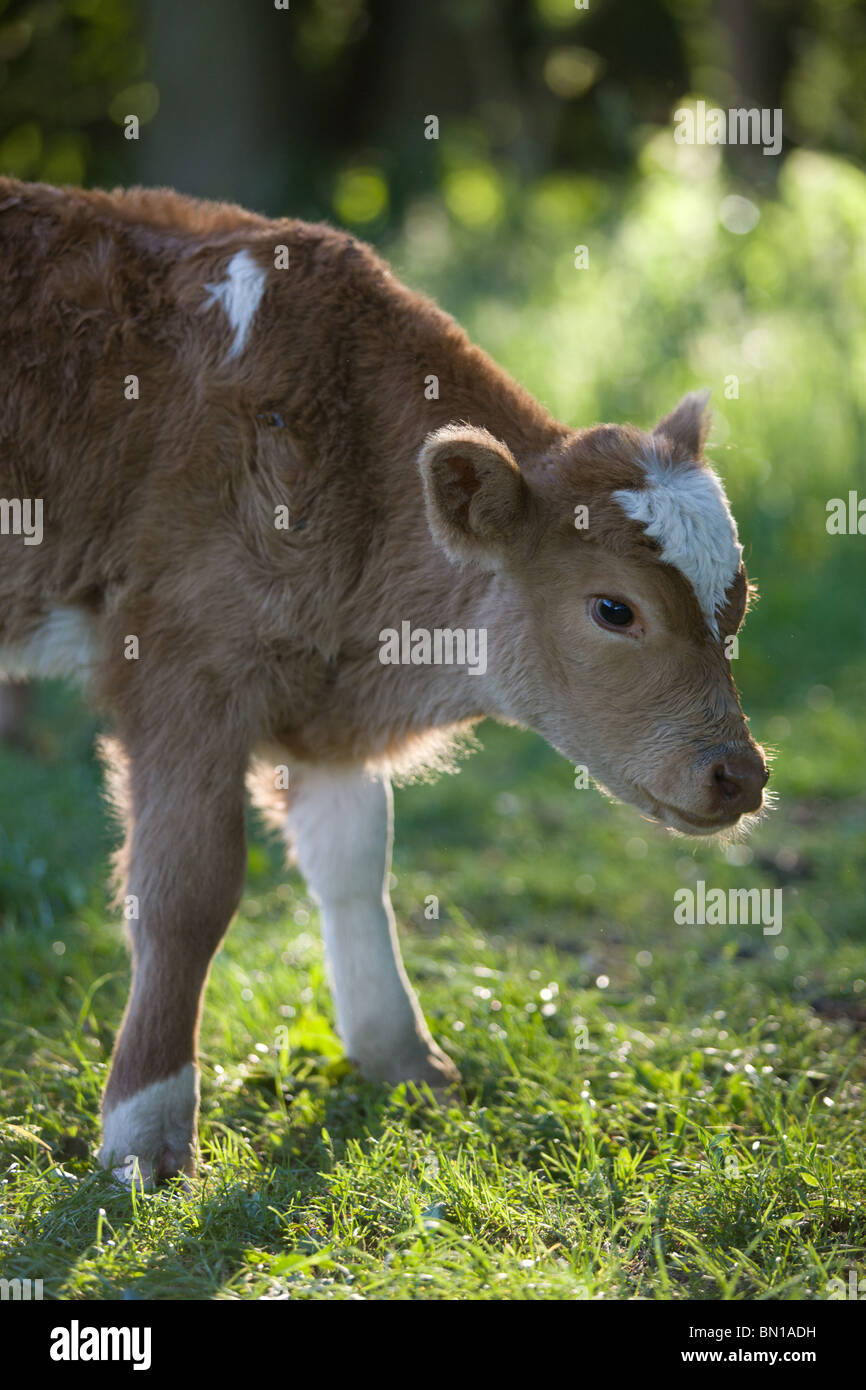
[0,0,862,225]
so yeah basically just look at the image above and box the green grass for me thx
[0,677,863,1301]
[1,147,865,1299]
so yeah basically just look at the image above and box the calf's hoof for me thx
[355,1040,460,1092]
[99,1064,198,1187]
[106,1149,195,1190]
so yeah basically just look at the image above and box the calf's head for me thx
[419,392,768,836]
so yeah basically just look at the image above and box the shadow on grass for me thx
[9,1067,461,1300]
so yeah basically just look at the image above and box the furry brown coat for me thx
[0,179,766,1182]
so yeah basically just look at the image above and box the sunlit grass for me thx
[0,690,863,1299]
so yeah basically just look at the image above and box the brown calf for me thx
[0,178,767,1182]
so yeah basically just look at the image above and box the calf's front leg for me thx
[98,733,248,1184]
[287,765,458,1089]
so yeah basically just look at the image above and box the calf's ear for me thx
[653,389,711,461]
[418,424,529,569]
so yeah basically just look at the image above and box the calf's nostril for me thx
[713,763,743,803]
[709,753,766,813]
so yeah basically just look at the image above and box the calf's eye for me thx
[593,597,635,629]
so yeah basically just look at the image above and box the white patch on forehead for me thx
[203,248,267,359]
[612,449,742,637]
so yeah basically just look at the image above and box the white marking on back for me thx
[613,449,742,637]
[0,606,97,683]
[203,248,267,359]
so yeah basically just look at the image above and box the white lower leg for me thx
[288,765,456,1085]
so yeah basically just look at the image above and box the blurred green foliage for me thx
[0,0,144,186]
[1,0,864,218]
